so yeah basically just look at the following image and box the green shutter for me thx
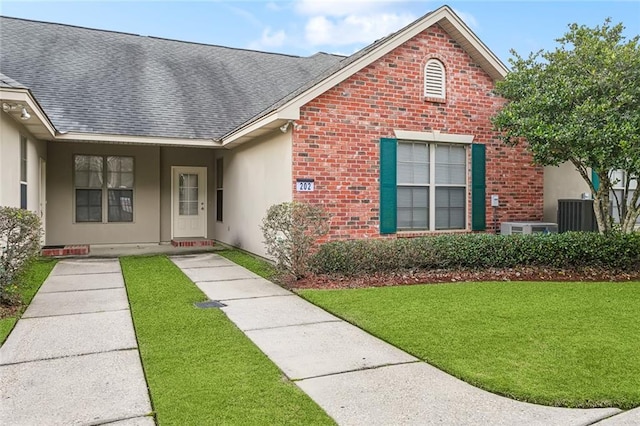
[591,169,600,191]
[471,143,486,231]
[380,138,397,234]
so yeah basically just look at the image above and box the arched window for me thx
[424,59,446,99]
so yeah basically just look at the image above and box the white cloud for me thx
[453,8,479,31]
[304,12,416,46]
[295,0,405,17]
[248,27,287,50]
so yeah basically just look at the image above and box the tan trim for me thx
[221,109,298,148]
[55,132,221,148]
[1,88,57,138]
[394,129,474,144]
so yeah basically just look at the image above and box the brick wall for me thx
[292,24,543,240]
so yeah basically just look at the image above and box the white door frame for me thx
[170,166,207,239]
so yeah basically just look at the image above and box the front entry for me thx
[172,166,207,238]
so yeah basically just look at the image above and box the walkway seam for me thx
[242,319,343,332]
[0,347,139,367]
[291,360,422,382]
[23,308,129,319]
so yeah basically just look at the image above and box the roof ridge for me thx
[0,15,142,38]
[0,15,326,60]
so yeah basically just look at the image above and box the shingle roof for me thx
[0,72,28,89]
[0,17,343,139]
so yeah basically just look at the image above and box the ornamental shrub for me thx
[261,202,330,279]
[0,207,42,304]
[310,232,640,276]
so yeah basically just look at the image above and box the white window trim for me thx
[20,135,27,209]
[394,130,474,144]
[397,140,468,231]
[73,155,135,224]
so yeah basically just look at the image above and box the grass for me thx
[218,249,277,280]
[0,258,57,345]
[121,256,333,425]
[299,281,640,409]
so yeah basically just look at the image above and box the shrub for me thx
[261,202,330,279]
[0,207,42,304]
[310,232,640,276]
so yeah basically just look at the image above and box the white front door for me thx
[172,167,207,238]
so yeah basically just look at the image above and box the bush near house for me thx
[310,232,640,276]
[261,202,330,279]
[0,207,42,304]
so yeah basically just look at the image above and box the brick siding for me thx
[292,23,543,240]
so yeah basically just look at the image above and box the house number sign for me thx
[296,178,315,192]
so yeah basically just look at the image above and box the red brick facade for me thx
[292,24,543,239]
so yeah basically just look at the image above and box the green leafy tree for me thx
[492,19,640,232]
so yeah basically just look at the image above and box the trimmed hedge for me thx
[310,232,640,276]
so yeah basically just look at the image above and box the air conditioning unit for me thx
[557,199,597,232]
[500,222,558,235]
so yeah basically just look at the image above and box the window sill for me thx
[396,229,470,238]
[423,96,446,104]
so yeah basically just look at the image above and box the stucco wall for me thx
[46,142,160,245]
[215,130,292,257]
[159,146,216,242]
[292,23,543,238]
[543,163,590,222]
[0,112,47,214]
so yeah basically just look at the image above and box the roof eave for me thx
[1,88,58,139]
[54,132,222,147]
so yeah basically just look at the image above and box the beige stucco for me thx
[46,142,161,245]
[215,129,292,257]
[543,163,590,222]
[0,112,47,214]
[159,147,216,242]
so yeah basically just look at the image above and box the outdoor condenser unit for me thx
[500,222,558,235]
[557,199,597,232]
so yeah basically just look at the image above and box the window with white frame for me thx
[74,155,134,223]
[424,59,446,99]
[20,135,27,209]
[610,169,639,224]
[397,141,466,230]
[216,157,223,222]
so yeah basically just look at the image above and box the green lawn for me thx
[121,256,333,425]
[217,249,276,280]
[299,281,640,409]
[0,258,57,345]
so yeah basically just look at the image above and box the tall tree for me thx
[492,19,640,232]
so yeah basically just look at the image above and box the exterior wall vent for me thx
[500,222,558,235]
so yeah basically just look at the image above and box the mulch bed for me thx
[291,266,640,290]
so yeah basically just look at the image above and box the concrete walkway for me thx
[0,259,153,426]
[172,253,635,426]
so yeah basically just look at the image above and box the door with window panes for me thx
[172,167,207,238]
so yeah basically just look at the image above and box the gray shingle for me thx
[0,72,28,89]
[0,17,343,139]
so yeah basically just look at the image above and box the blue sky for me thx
[2,1,639,64]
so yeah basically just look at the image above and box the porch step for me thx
[41,245,90,257]
[170,239,215,248]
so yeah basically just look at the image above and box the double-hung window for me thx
[216,158,223,222]
[74,155,134,223]
[20,135,27,209]
[397,141,466,230]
